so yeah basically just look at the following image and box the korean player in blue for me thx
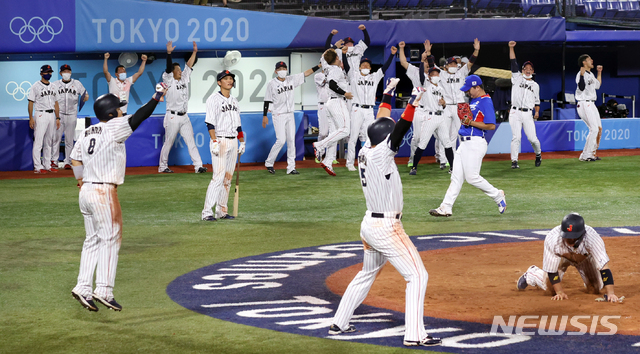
[429,75,506,217]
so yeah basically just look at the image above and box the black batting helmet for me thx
[561,213,586,248]
[94,94,125,121]
[367,117,395,146]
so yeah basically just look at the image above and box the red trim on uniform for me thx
[401,105,415,122]
[379,102,392,111]
[237,131,244,139]
[475,111,485,123]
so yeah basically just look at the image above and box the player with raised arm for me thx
[70,84,168,312]
[158,41,206,174]
[103,52,147,115]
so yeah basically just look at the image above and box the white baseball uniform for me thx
[523,225,609,291]
[108,76,134,114]
[575,70,601,160]
[315,72,337,163]
[344,40,368,76]
[346,67,385,168]
[264,72,306,173]
[52,79,86,166]
[438,65,470,162]
[509,72,541,162]
[28,80,58,171]
[70,116,134,301]
[158,65,203,172]
[202,92,242,219]
[332,128,431,343]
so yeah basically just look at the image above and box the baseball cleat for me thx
[429,207,452,217]
[403,335,442,347]
[498,190,507,214]
[320,163,336,176]
[448,168,452,174]
[383,78,400,94]
[511,161,520,169]
[328,324,356,335]
[64,164,72,170]
[287,169,300,175]
[517,272,528,290]
[332,160,339,164]
[196,167,208,173]
[51,161,58,168]
[409,167,417,175]
[535,154,542,167]
[312,143,323,161]
[407,161,413,168]
[220,214,235,219]
[346,165,357,172]
[594,156,602,161]
[161,168,174,173]
[92,293,122,311]
[440,163,446,170]
[49,167,58,173]
[584,157,596,162]
[71,290,98,312]
[266,167,275,174]
[34,169,48,174]
[315,158,321,164]
[202,216,217,222]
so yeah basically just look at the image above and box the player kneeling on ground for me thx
[329,78,442,347]
[70,84,168,312]
[517,213,623,303]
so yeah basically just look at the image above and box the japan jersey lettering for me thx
[28,81,57,111]
[264,72,306,114]
[163,65,192,112]
[511,72,540,109]
[348,68,384,106]
[440,65,469,104]
[205,91,241,137]
[52,79,87,114]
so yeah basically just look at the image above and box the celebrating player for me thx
[263,61,320,175]
[325,25,370,72]
[329,78,442,348]
[28,64,60,173]
[70,84,168,312]
[158,41,207,174]
[202,71,245,221]
[103,52,147,115]
[508,41,542,169]
[314,69,338,165]
[517,213,623,303]
[429,75,506,217]
[52,64,89,170]
[313,49,353,176]
[344,47,396,171]
[576,54,603,162]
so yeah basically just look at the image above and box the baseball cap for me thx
[360,57,372,65]
[446,57,457,65]
[343,37,354,44]
[217,70,235,81]
[60,64,72,72]
[461,57,469,64]
[40,65,53,74]
[428,67,441,75]
[453,55,461,60]
[522,61,534,70]
[275,61,287,70]
[560,213,586,239]
[460,75,482,91]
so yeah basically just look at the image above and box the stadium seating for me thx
[521,0,555,15]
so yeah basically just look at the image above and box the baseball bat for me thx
[232,153,241,217]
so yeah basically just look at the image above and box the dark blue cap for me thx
[344,37,354,44]
[40,65,53,74]
[275,61,287,70]
[460,75,482,91]
[60,64,72,72]
[217,70,235,81]
[360,57,372,65]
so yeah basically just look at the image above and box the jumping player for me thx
[103,52,147,115]
[575,54,603,162]
[263,61,320,175]
[202,71,245,221]
[325,25,371,73]
[158,41,206,174]
[28,64,60,173]
[329,78,442,347]
[429,75,506,217]
[70,84,168,312]
[314,69,337,165]
[508,41,542,169]
[517,213,622,303]
[344,47,396,171]
[52,64,89,170]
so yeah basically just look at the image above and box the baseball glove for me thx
[458,103,472,127]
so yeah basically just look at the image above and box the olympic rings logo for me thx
[6,81,32,101]
[9,17,64,44]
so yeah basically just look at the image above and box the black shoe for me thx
[287,169,300,175]
[585,158,596,162]
[202,216,217,221]
[403,335,442,347]
[220,214,235,219]
[196,167,208,173]
[535,154,542,167]
[328,324,356,335]
[266,167,275,174]
[161,168,174,173]
[409,167,417,175]
[511,161,520,169]
[595,156,602,161]
[92,293,122,311]
[448,168,452,174]
[439,163,446,170]
[71,290,98,312]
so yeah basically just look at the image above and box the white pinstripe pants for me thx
[265,112,296,173]
[576,101,602,160]
[73,183,122,299]
[407,110,425,165]
[509,109,541,162]
[317,104,337,162]
[32,111,56,170]
[202,138,237,218]
[52,113,77,165]
[346,106,374,167]
[332,213,429,342]
[158,113,203,172]
[526,258,603,291]
[316,98,350,166]
[418,112,451,150]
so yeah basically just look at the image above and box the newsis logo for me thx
[10,16,64,44]
[490,315,620,336]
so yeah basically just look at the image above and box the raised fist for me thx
[399,41,405,48]
[390,46,397,55]
[141,54,148,61]
[331,29,338,35]
[508,41,516,47]
[597,65,603,72]
[104,53,110,59]
[358,24,366,30]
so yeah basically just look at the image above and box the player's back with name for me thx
[205,92,241,136]
[358,138,403,213]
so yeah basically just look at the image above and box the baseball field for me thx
[1,150,639,353]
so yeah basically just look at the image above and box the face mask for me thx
[447,67,457,74]
[277,70,287,79]
[118,73,127,81]
[62,73,71,81]
[360,69,370,75]
[457,64,462,69]
[523,74,533,79]
[42,74,52,80]
[430,76,440,85]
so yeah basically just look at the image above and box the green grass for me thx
[1,155,639,353]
